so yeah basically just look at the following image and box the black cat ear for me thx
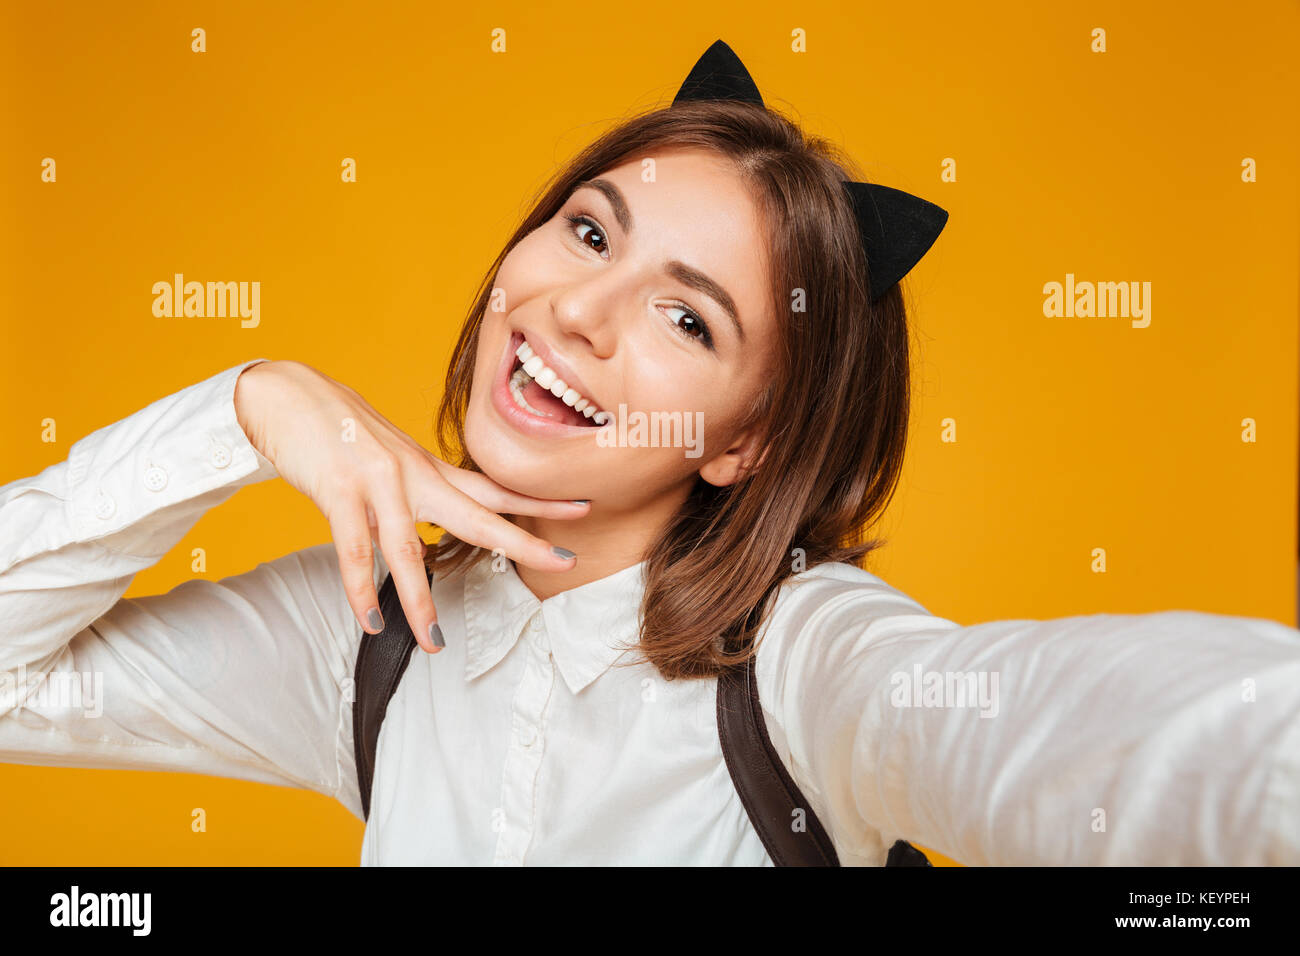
[673,39,764,108]
[844,181,949,303]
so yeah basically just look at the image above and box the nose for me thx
[549,269,622,358]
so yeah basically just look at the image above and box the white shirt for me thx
[3,360,1300,865]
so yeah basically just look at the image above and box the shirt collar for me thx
[461,551,646,695]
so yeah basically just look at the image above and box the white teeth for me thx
[511,338,605,422]
[508,367,548,417]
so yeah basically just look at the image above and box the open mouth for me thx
[505,334,609,429]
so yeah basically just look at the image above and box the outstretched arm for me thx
[755,563,1300,865]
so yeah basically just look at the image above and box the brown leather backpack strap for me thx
[352,570,422,821]
[716,650,841,865]
[716,647,933,867]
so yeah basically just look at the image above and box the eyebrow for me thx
[573,178,744,341]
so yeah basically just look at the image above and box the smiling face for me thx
[464,147,780,512]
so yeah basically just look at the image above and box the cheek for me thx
[621,363,752,454]
[492,234,555,304]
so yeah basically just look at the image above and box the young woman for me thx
[2,42,1299,866]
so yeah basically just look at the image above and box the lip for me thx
[522,334,604,415]
[490,329,607,438]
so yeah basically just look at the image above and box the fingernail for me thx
[366,607,383,631]
[428,623,445,649]
[552,546,576,560]
[571,499,591,505]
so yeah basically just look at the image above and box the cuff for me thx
[66,359,279,545]
[0,360,281,576]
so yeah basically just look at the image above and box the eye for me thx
[564,213,609,258]
[663,304,714,350]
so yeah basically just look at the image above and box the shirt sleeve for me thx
[0,360,373,821]
[754,564,1300,865]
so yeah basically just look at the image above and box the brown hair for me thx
[428,98,912,680]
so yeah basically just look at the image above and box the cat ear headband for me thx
[673,39,949,304]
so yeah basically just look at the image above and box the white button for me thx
[530,617,543,633]
[143,466,168,492]
[210,444,231,469]
[518,725,537,747]
[94,494,116,520]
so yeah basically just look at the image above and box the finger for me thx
[329,500,384,635]
[411,474,578,574]
[426,460,592,518]
[371,488,443,654]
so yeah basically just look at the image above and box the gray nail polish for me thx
[552,546,576,560]
[428,623,445,648]
[366,607,383,631]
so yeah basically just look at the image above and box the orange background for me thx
[1,0,1296,866]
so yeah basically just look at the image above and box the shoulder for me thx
[748,563,958,861]
[752,562,963,720]
[762,561,955,644]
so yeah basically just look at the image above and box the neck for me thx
[512,481,693,601]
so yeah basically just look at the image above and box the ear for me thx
[698,423,770,487]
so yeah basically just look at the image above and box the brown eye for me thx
[565,215,608,255]
[664,304,712,348]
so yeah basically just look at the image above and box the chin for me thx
[464,403,590,501]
